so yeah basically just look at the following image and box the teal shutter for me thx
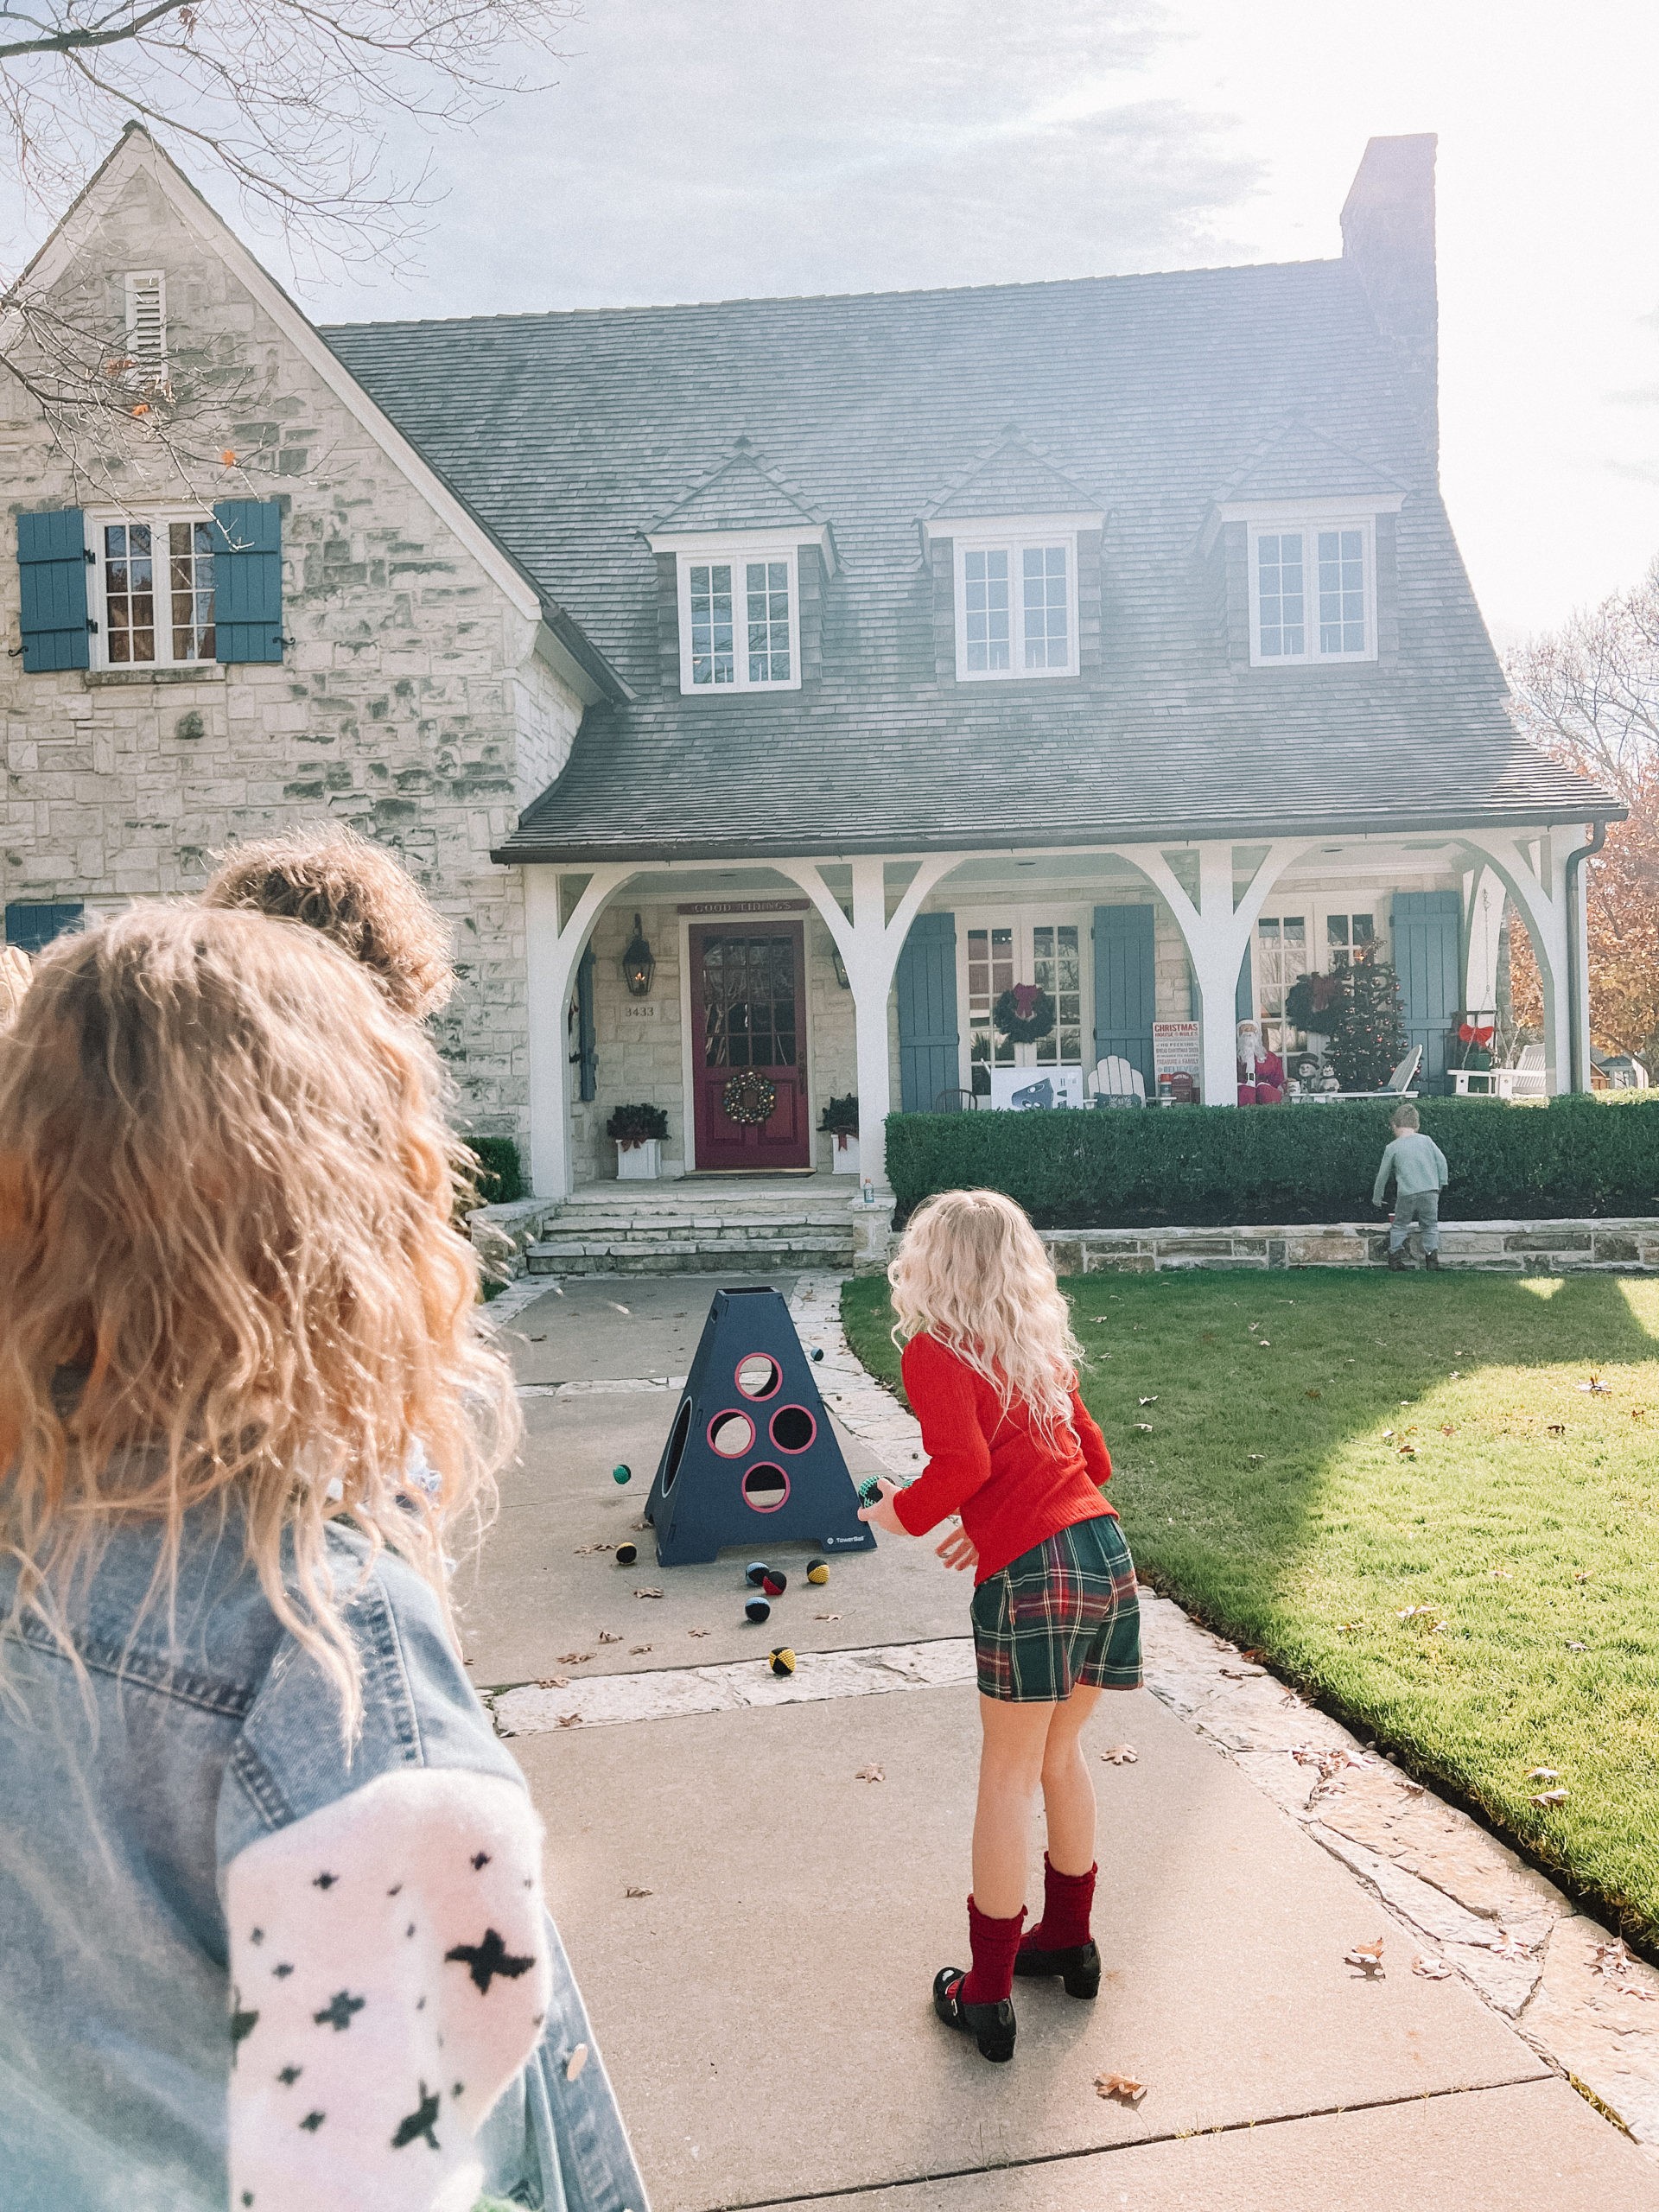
[575,946,597,1103]
[1092,905,1156,1087]
[1236,943,1253,1022]
[895,912,959,1110]
[1391,891,1461,1091]
[16,509,92,672]
[4,900,84,952]
[213,500,284,663]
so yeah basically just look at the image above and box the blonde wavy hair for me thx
[888,1189,1084,1438]
[0,903,518,1732]
[201,823,455,1022]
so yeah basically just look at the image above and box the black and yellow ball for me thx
[615,1542,639,1566]
[768,1647,796,1677]
[745,1595,772,1624]
[612,1464,632,1485]
[806,1559,830,1585]
[761,1569,787,1597]
[745,1561,770,1586]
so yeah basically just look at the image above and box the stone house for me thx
[4,129,1620,1222]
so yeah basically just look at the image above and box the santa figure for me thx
[1236,1020,1285,1105]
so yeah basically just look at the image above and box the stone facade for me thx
[0,151,585,1145]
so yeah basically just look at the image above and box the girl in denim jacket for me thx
[0,905,646,2212]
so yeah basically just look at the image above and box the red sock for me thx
[959,1896,1026,2007]
[1020,1853,1096,1952]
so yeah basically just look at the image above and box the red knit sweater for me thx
[891,1332,1116,1583]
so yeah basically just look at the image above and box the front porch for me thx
[522,826,1592,1208]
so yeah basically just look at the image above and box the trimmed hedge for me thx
[467,1135,525,1206]
[886,1096,1659,1229]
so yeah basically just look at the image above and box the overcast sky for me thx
[12,0,1658,642]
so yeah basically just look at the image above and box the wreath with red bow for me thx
[993,983,1057,1045]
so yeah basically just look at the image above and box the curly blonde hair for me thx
[200,823,454,1021]
[0,903,518,1732]
[888,1189,1083,1437]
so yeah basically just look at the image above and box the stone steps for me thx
[525,1192,858,1275]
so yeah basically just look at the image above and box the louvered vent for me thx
[124,270,167,372]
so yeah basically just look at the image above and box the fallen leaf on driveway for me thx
[556,1713,582,1728]
[1101,1745,1138,1764]
[571,1543,613,1555]
[634,1588,664,1599]
[630,1645,652,1655]
[1220,1666,1264,1680]
[1530,1789,1569,1808]
[632,1518,649,1531]
[1412,1955,1452,1980]
[624,1885,652,1898]
[598,1631,621,1644]
[688,1628,710,1637]
[1345,1938,1386,1978]
[1591,1941,1636,1980]
[1095,2073,1147,2103]
[537,1676,569,1689]
[557,1652,594,1665]
[1489,1930,1533,1959]
[855,1764,885,1783]
[814,1611,842,1621]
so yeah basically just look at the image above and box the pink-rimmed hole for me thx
[769,1404,816,1453]
[708,1410,755,1459]
[741,1463,790,1512]
[734,1353,782,1401]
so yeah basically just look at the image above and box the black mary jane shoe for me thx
[932,1967,1016,2062]
[1012,1936,1102,1999]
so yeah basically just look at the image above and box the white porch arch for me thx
[1452,827,1591,1094]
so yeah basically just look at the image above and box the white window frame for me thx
[124,270,167,377]
[670,537,802,696]
[949,514,1082,683]
[956,904,1091,1092]
[87,507,217,672]
[1247,512,1377,667]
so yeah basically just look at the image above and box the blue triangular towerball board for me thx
[645,1287,876,1567]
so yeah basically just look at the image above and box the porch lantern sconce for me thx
[620,913,655,998]
[830,945,850,990]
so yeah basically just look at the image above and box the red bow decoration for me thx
[1459,1020,1475,1043]
[1011,983,1042,1017]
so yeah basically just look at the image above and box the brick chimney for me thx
[1340,134,1439,470]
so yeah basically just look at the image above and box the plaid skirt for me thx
[970,1512,1141,1703]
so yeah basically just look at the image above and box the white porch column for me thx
[1116,839,1314,1106]
[1457,829,1590,1092]
[774,852,963,1198]
[524,861,638,1198]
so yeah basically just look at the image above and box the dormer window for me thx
[954,528,1078,681]
[668,538,802,694]
[1248,515,1376,664]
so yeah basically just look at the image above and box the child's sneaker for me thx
[1387,1249,1408,1271]
[1425,1250,1442,1270]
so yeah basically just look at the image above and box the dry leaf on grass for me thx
[556,1713,582,1729]
[1525,1767,1560,1782]
[1397,1443,1418,1459]
[1382,1427,1395,1440]
[599,1631,622,1644]
[624,1885,652,1898]
[1306,1389,1322,1401]
[1566,1640,1587,1651]
[1547,1423,1566,1437]
[1572,1570,1592,1583]
[1579,1376,1612,1394]
[1412,1954,1453,1980]
[1139,1395,1158,1405]
[1344,1938,1386,1978]
[1336,1621,1360,1635]
[1530,1789,1569,1808]
[1134,1422,1154,1433]
[1489,1567,1514,1580]
[634,1588,664,1599]
[1257,1340,1271,1349]
[536,1676,569,1689]
[1399,1605,1436,1622]
[855,1764,885,1783]
[1094,2072,1147,2104]
[1101,1745,1138,1764]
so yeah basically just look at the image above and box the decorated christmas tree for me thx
[1329,960,1409,1090]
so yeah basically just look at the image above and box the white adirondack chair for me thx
[1090,1054,1146,1106]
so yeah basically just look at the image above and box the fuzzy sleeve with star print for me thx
[224,1765,550,2212]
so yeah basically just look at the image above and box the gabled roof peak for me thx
[920,429,1105,525]
[1214,415,1408,507]
[650,441,830,539]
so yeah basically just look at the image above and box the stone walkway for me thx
[476,1271,1659,2209]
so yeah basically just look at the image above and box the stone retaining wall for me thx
[1039,1219,1659,1274]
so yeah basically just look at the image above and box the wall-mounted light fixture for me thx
[621,913,655,997]
[830,944,850,990]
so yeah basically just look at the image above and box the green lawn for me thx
[841,1268,1659,1944]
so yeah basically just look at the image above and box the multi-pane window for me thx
[1251,522,1372,664]
[700,935,798,1067]
[1255,914,1307,1058]
[966,925,1015,1087]
[1326,912,1375,968]
[1031,924,1082,1065]
[96,515,215,668]
[680,549,798,691]
[957,539,1074,679]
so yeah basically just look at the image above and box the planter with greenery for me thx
[819,1093,860,1173]
[606,1102,670,1180]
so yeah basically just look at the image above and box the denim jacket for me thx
[0,1501,647,2212]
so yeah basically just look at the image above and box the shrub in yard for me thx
[466,1135,524,1205]
[885,1094,1659,1227]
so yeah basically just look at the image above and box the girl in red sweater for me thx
[858,1189,1140,2063]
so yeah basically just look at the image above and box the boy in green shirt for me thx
[1373,1103,1449,1271]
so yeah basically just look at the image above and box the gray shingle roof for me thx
[320,259,1618,861]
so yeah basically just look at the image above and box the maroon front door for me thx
[690,924,810,1170]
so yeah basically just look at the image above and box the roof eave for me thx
[533,607,633,706]
[492,796,1628,868]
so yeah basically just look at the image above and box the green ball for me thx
[612,1464,632,1484]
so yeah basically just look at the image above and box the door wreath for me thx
[993,983,1056,1045]
[721,1070,779,1125]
